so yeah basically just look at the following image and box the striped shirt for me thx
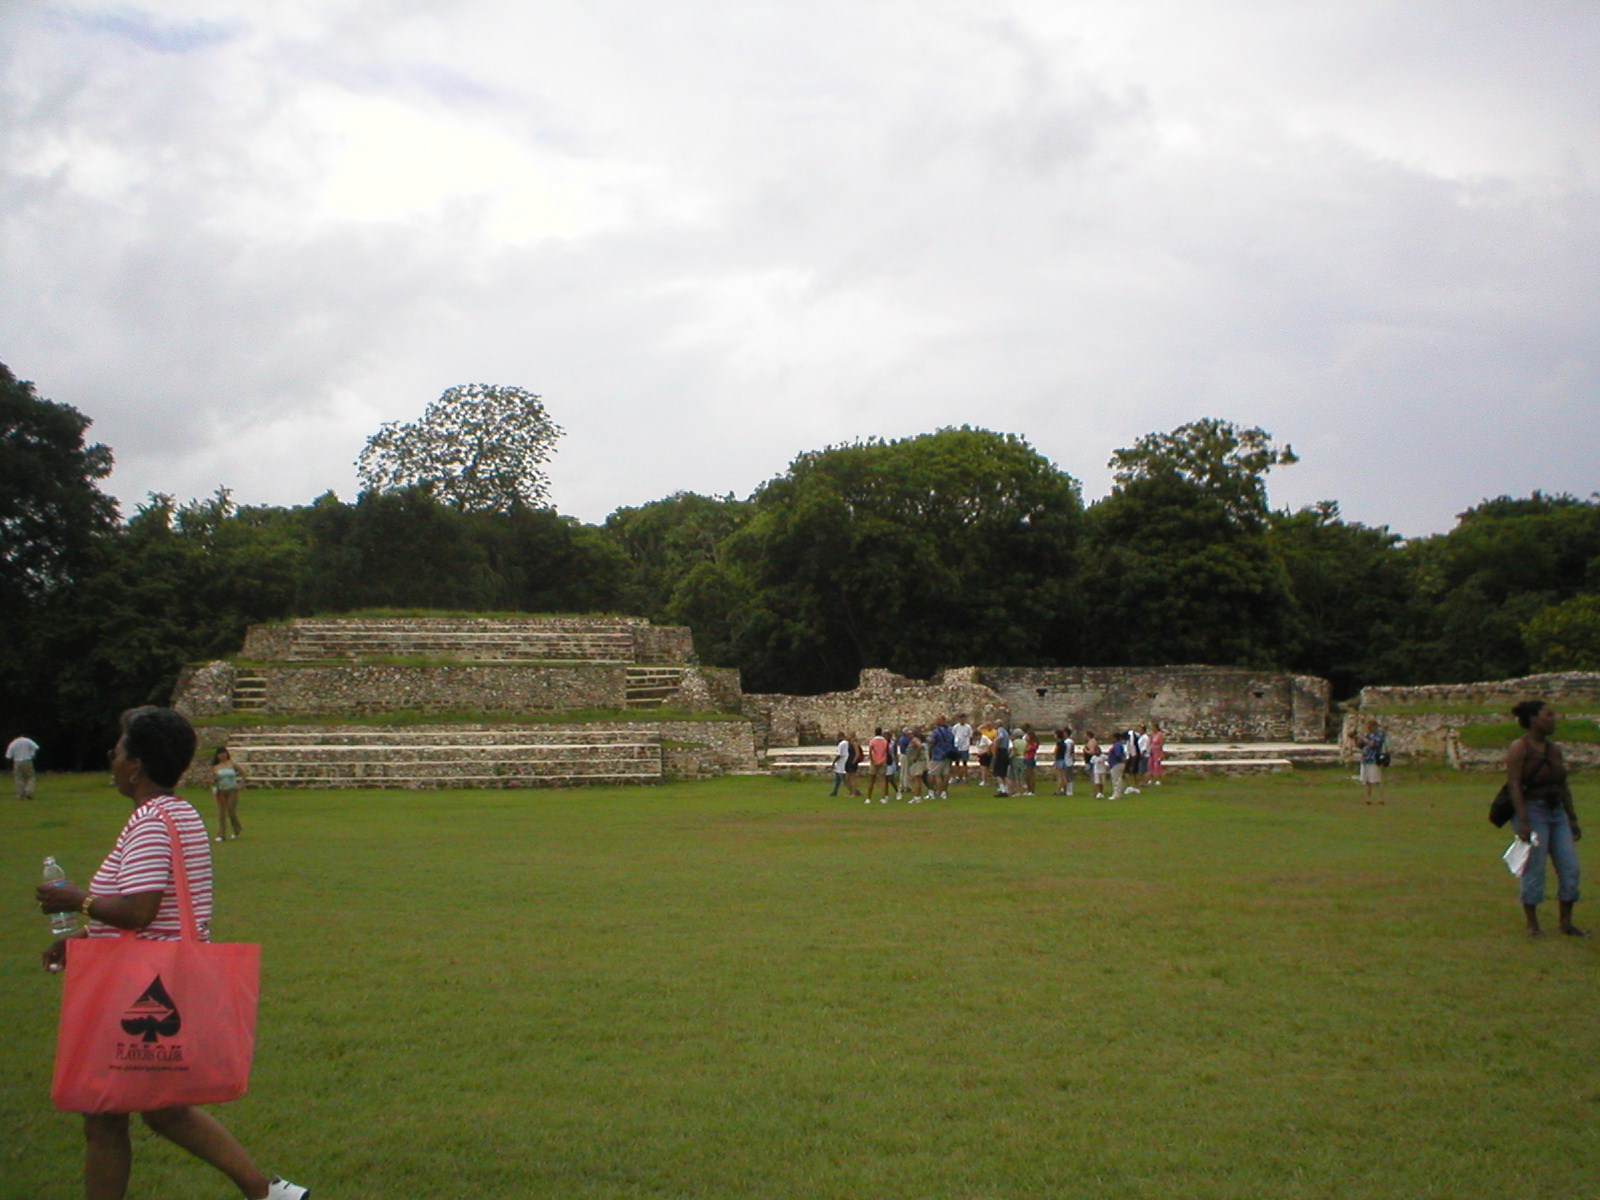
[88,795,212,941]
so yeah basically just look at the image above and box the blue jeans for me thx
[1520,800,1580,906]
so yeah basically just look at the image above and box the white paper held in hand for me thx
[1502,831,1539,877]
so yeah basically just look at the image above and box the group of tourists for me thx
[830,715,1167,803]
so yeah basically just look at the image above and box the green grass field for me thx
[4,767,1597,1199]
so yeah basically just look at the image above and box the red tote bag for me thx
[51,812,260,1113]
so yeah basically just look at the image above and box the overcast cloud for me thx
[2,0,1595,537]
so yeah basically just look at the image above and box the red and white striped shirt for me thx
[87,795,213,941]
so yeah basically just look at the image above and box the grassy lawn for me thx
[4,767,1597,1199]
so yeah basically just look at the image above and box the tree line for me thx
[4,363,1598,768]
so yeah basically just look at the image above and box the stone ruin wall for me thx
[253,663,629,716]
[175,661,742,721]
[1349,671,1600,770]
[633,623,696,666]
[656,719,759,779]
[977,666,1332,743]
[743,668,1009,747]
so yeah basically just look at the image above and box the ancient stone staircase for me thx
[625,666,687,709]
[215,725,664,789]
[232,674,268,711]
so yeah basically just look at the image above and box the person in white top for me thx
[7,734,39,799]
[950,714,974,784]
[36,707,307,1200]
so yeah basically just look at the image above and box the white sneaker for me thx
[1126,787,1141,794]
[264,1178,309,1200]
[879,798,887,804]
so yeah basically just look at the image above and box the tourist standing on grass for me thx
[830,733,858,797]
[864,728,891,804]
[991,725,1012,797]
[1148,723,1166,786]
[1082,733,1102,797]
[973,724,994,787]
[927,716,955,800]
[1354,719,1387,804]
[1506,700,1583,938]
[1053,728,1075,795]
[1007,729,1028,796]
[951,713,973,784]
[36,707,307,1200]
[899,730,928,802]
[211,748,244,842]
[8,732,39,799]
[1021,725,1039,796]
[1107,732,1130,800]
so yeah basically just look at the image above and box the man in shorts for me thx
[927,715,956,800]
[950,713,973,784]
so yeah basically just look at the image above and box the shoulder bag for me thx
[51,810,260,1113]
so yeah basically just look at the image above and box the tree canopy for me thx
[356,383,563,512]
[694,428,1084,692]
[0,364,117,609]
[1109,418,1297,530]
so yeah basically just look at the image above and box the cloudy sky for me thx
[2,1,1595,538]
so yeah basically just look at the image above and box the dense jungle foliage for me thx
[5,364,1599,767]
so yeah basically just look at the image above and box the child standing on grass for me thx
[211,747,244,842]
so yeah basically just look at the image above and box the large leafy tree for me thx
[1399,492,1600,681]
[1269,501,1415,697]
[0,363,117,610]
[0,364,119,752]
[296,488,625,614]
[1081,420,1298,667]
[1108,417,1297,530]
[693,428,1083,692]
[356,384,563,512]
[1524,595,1600,672]
[48,491,305,765]
[604,492,752,620]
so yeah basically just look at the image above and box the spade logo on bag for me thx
[121,975,182,1043]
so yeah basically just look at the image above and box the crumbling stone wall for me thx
[976,666,1331,743]
[664,667,743,712]
[1349,671,1600,768]
[743,669,1009,747]
[633,623,696,665]
[239,624,292,661]
[172,661,236,719]
[657,719,760,778]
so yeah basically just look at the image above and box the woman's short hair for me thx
[1512,699,1548,730]
[120,706,197,788]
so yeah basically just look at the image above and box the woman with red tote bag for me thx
[37,707,308,1200]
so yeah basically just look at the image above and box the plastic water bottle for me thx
[41,857,77,938]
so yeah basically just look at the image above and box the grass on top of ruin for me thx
[1458,718,1600,747]
[5,767,1598,1200]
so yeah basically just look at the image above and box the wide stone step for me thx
[221,727,652,746]
[214,724,665,789]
